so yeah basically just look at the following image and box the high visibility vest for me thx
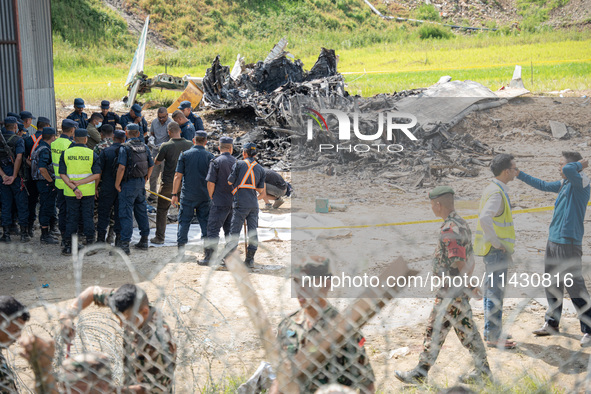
[51,137,71,189]
[232,160,258,195]
[474,182,515,256]
[63,146,95,197]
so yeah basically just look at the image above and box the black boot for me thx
[120,241,130,255]
[61,240,72,256]
[50,220,60,238]
[106,226,115,244]
[198,247,215,266]
[40,228,58,244]
[244,248,256,269]
[85,237,98,256]
[9,223,20,235]
[96,231,107,244]
[0,227,11,243]
[20,226,31,243]
[134,236,149,250]
[27,224,34,238]
[114,233,121,248]
[395,365,429,384]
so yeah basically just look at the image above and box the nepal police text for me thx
[67,155,91,161]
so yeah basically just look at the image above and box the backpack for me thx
[123,138,149,180]
[0,134,20,167]
[31,145,52,181]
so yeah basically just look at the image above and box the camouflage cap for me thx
[429,185,455,200]
[293,255,332,278]
[314,383,356,394]
[62,352,112,384]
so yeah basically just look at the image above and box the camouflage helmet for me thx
[292,255,332,279]
[314,383,356,394]
[62,352,112,384]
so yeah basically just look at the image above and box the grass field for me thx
[53,29,591,104]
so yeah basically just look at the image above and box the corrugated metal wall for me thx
[0,0,56,127]
[17,0,56,127]
[0,0,22,120]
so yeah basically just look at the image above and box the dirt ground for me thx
[3,96,591,392]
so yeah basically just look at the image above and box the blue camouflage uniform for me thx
[101,101,121,129]
[96,141,123,239]
[118,137,154,244]
[35,139,57,228]
[187,112,204,132]
[66,112,88,129]
[205,149,236,246]
[24,130,43,228]
[0,129,28,227]
[225,153,266,256]
[120,114,148,135]
[180,121,196,142]
[175,143,213,246]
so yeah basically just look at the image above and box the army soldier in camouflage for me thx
[395,186,492,385]
[271,257,375,394]
[0,296,30,393]
[94,124,115,155]
[59,284,177,393]
[19,334,114,393]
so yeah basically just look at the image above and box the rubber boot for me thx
[40,228,58,244]
[0,227,11,243]
[20,226,31,243]
[244,248,256,269]
[61,240,72,256]
[120,241,130,255]
[198,247,215,266]
[134,236,149,250]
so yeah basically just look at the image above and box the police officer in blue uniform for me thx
[178,101,204,131]
[120,104,148,140]
[201,136,236,266]
[115,123,154,255]
[100,100,120,129]
[53,119,76,243]
[31,127,58,244]
[0,117,29,243]
[96,130,126,246]
[171,130,213,259]
[59,129,101,255]
[171,110,196,141]
[224,142,266,268]
[20,111,36,136]
[67,98,88,129]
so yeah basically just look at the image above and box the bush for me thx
[418,24,452,39]
[414,4,441,22]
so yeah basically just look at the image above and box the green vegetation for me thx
[50,0,591,103]
[516,0,570,31]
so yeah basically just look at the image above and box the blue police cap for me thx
[220,136,233,144]
[195,130,207,138]
[20,111,35,120]
[75,128,88,138]
[243,142,257,154]
[42,127,56,135]
[131,104,142,116]
[126,123,139,131]
[114,130,126,140]
[74,98,85,108]
[62,119,78,130]
[3,116,18,125]
[37,116,51,125]
[100,100,110,109]
[178,101,192,110]
[7,112,22,122]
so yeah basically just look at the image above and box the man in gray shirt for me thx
[149,107,171,201]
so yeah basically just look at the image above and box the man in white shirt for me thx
[148,107,171,201]
[474,153,518,349]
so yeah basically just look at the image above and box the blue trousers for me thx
[1,177,28,227]
[26,177,38,226]
[225,206,259,253]
[65,195,95,241]
[96,184,120,235]
[205,205,232,245]
[37,180,57,228]
[119,178,150,243]
[177,198,210,246]
[483,248,511,342]
[56,189,67,235]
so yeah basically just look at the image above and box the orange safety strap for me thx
[30,135,42,159]
[232,160,258,195]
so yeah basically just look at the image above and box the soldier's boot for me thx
[177,244,186,260]
[458,366,493,384]
[61,240,72,256]
[198,247,215,266]
[114,233,121,248]
[106,226,115,244]
[244,248,256,269]
[40,228,58,245]
[96,231,107,244]
[134,236,149,250]
[27,223,34,238]
[10,223,20,235]
[0,227,11,243]
[49,217,60,237]
[120,241,131,255]
[395,365,429,384]
[20,226,31,243]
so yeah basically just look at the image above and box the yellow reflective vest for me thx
[51,136,72,189]
[474,181,515,256]
[62,145,96,197]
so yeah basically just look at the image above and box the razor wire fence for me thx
[2,217,591,393]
